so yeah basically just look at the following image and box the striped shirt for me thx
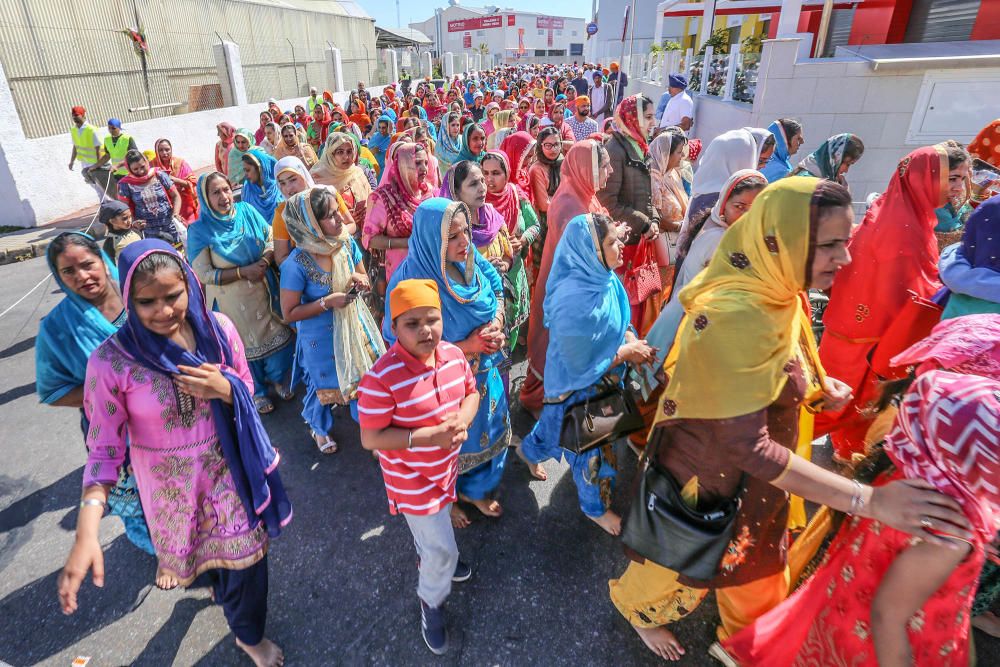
[358,341,477,516]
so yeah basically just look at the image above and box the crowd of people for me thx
[47,62,1000,666]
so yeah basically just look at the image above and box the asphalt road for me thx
[1,252,997,666]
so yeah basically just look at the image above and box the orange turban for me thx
[390,279,441,320]
[575,95,591,107]
[610,62,620,72]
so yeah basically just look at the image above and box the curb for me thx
[0,241,49,266]
[0,225,107,267]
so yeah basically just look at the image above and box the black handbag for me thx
[559,371,644,455]
[621,438,743,581]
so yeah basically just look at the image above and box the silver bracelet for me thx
[407,429,414,449]
[849,479,867,515]
[80,498,107,511]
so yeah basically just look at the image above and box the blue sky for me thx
[355,1,590,29]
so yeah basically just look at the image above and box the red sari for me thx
[726,369,1000,666]
[814,145,947,460]
[521,140,609,414]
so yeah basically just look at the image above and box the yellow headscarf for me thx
[656,177,827,423]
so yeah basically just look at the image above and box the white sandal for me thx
[313,432,338,455]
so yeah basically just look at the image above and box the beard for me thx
[578,109,590,117]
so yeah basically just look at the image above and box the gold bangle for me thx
[236,267,242,280]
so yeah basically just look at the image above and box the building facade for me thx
[657,0,1000,57]
[409,3,587,66]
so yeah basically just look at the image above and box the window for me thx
[572,30,578,36]
[476,31,485,36]
[547,49,566,56]
[569,43,583,56]
[534,49,546,56]
[556,30,562,36]
[538,30,545,36]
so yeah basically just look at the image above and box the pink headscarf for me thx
[890,314,1000,379]
[884,370,1000,542]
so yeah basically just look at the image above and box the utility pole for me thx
[396,0,401,27]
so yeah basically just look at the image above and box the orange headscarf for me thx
[968,119,1000,168]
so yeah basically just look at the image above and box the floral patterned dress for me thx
[725,475,983,666]
[82,314,269,585]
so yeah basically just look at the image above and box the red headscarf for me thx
[968,119,1000,168]
[823,145,947,342]
[499,131,535,198]
[686,138,703,162]
[522,140,609,413]
[815,145,949,454]
[482,150,527,235]
[216,122,236,147]
[613,94,652,155]
[370,142,431,237]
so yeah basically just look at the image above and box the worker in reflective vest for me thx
[68,106,113,201]
[93,118,137,184]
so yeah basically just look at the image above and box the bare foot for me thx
[973,611,1000,638]
[588,510,622,536]
[450,504,471,529]
[460,494,503,518]
[634,624,685,661]
[155,567,178,590]
[235,637,285,667]
[515,445,548,481]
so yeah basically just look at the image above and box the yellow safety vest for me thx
[71,123,100,164]
[104,133,133,176]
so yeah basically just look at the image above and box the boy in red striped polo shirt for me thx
[358,279,480,656]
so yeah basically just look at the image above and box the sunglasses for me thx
[541,142,560,150]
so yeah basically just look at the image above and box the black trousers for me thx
[209,555,269,645]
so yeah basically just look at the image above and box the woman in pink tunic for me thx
[58,239,291,667]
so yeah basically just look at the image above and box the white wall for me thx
[0,63,382,227]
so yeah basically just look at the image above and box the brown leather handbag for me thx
[559,373,645,454]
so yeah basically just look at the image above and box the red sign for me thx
[463,32,471,48]
[547,29,553,47]
[507,15,515,27]
[517,28,525,56]
[448,15,503,32]
[536,17,564,30]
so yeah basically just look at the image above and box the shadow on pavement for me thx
[0,535,157,665]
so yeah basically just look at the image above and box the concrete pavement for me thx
[1,253,997,666]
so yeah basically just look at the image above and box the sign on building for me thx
[537,17,564,30]
[448,16,503,32]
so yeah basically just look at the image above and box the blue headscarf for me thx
[436,111,464,167]
[187,172,271,266]
[383,197,500,345]
[542,215,630,397]
[760,120,792,183]
[456,122,486,163]
[36,232,121,404]
[240,148,284,222]
[369,115,394,174]
[116,239,291,537]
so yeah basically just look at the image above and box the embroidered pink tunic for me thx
[82,314,268,585]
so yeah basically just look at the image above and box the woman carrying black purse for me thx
[517,213,656,535]
[609,177,974,664]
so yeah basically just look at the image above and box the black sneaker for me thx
[452,560,473,583]
[420,600,449,655]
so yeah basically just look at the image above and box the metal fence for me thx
[0,0,377,139]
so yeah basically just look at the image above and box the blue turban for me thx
[668,74,688,90]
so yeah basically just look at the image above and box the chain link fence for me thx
[0,0,377,139]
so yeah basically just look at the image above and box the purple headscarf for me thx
[438,161,505,247]
[116,239,292,537]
